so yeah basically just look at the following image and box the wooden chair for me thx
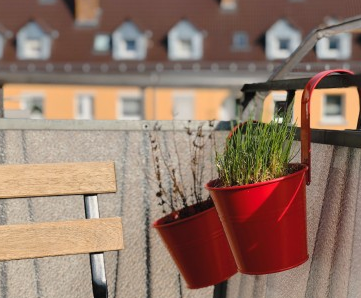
[0,161,123,298]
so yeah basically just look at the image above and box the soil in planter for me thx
[214,163,304,188]
[161,199,214,224]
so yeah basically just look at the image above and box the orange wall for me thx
[8,83,359,129]
[262,88,360,130]
[4,84,142,120]
[4,84,231,121]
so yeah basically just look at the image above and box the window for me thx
[76,94,94,120]
[172,92,194,120]
[279,38,290,50]
[219,97,236,120]
[271,92,291,123]
[328,36,340,50]
[125,39,136,51]
[93,34,110,53]
[112,21,147,60]
[316,18,351,60]
[176,38,192,56]
[118,96,143,120]
[265,19,301,60]
[17,22,52,60]
[232,32,249,50]
[274,101,287,119]
[22,94,44,119]
[168,20,203,60]
[321,94,345,124]
[23,38,42,59]
[316,34,351,60]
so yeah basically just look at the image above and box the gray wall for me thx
[0,119,359,298]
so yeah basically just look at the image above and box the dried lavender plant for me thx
[149,121,215,220]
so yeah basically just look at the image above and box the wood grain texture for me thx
[0,218,123,261]
[0,162,116,198]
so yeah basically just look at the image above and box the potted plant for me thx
[205,105,309,275]
[150,121,237,289]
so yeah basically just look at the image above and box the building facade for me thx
[0,0,361,128]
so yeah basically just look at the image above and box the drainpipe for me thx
[0,85,4,118]
[150,73,159,120]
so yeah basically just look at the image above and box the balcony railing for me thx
[0,113,360,298]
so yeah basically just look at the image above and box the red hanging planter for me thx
[206,69,354,275]
[153,201,237,289]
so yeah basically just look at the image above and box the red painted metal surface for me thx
[206,164,308,274]
[301,69,354,185]
[153,204,237,289]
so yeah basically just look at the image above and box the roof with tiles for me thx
[0,0,360,74]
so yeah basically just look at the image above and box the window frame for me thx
[75,93,95,120]
[93,33,111,53]
[271,92,293,123]
[168,20,203,61]
[265,19,301,60]
[21,93,45,119]
[17,22,51,60]
[172,91,194,120]
[117,92,144,120]
[232,31,249,51]
[316,33,351,60]
[320,93,346,125]
[112,22,147,60]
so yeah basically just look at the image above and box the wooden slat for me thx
[0,218,123,261]
[0,162,116,198]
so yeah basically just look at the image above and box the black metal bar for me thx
[356,87,361,130]
[213,281,228,298]
[286,90,295,108]
[84,195,108,298]
[241,91,256,112]
[294,127,361,148]
[242,73,359,93]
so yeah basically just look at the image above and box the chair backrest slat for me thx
[0,218,123,261]
[0,162,116,199]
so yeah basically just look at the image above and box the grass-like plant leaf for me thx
[215,108,297,187]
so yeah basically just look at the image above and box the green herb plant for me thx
[215,108,297,187]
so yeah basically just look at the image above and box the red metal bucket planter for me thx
[153,202,237,289]
[206,69,353,275]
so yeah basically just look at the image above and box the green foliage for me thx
[215,109,296,187]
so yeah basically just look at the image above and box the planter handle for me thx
[301,69,355,185]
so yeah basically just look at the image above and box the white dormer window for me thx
[112,21,147,60]
[265,19,301,60]
[316,34,351,60]
[316,18,352,60]
[168,20,203,60]
[17,22,52,60]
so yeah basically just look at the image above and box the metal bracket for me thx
[213,281,228,298]
[84,195,108,298]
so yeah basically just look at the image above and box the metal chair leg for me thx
[84,195,108,298]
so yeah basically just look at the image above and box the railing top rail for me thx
[241,73,361,93]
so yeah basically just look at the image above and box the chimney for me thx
[75,0,100,25]
[220,0,237,10]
